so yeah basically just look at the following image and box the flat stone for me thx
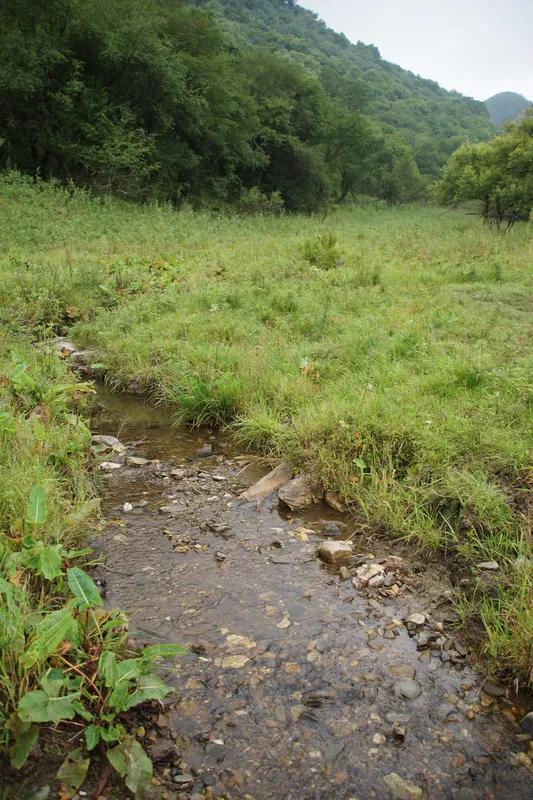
[92,434,126,453]
[317,540,353,564]
[383,773,426,799]
[482,681,506,698]
[126,456,150,466]
[196,443,213,457]
[393,679,422,700]
[476,561,500,571]
[389,664,416,680]
[99,461,123,471]
[278,473,322,510]
[406,613,426,626]
[320,522,345,537]
[241,463,292,503]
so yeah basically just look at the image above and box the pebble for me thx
[353,563,384,588]
[406,613,426,626]
[476,561,500,570]
[383,772,426,799]
[482,681,506,698]
[123,502,133,512]
[393,679,422,700]
[126,456,150,466]
[99,461,122,471]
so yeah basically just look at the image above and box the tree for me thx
[438,110,533,228]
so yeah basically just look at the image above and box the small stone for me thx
[241,463,292,503]
[372,733,386,744]
[221,655,250,669]
[482,681,506,698]
[99,461,122,471]
[126,456,150,467]
[353,563,384,588]
[225,634,256,650]
[320,522,345,537]
[215,552,227,561]
[196,443,213,457]
[406,613,426,626]
[520,711,533,735]
[92,434,125,453]
[368,574,385,588]
[393,679,422,700]
[339,566,351,580]
[171,468,185,479]
[317,540,353,564]
[476,561,500,571]
[383,772,426,799]
[122,502,133,512]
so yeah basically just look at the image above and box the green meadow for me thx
[1,172,532,682]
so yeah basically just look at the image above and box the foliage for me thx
[0,173,531,683]
[0,347,185,796]
[301,233,343,270]
[438,110,533,228]
[188,0,494,177]
[0,0,428,210]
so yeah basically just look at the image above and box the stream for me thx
[4,387,531,799]
[89,390,531,800]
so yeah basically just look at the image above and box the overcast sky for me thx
[300,1,532,101]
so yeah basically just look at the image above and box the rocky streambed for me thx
[6,384,532,800]
[89,389,531,800]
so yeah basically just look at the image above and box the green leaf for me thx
[57,747,90,793]
[18,689,80,723]
[37,544,63,580]
[142,644,188,660]
[107,736,153,798]
[7,718,39,769]
[25,485,48,526]
[100,723,123,743]
[40,668,66,697]
[67,567,103,609]
[99,650,118,688]
[123,674,173,711]
[108,681,131,711]
[84,724,101,751]
[21,608,78,669]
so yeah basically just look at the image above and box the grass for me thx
[0,171,531,684]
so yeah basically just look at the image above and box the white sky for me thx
[300,1,533,101]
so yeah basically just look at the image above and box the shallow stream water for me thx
[2,387,531,800]
[88,389,531,800]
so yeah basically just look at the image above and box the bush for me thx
[236,187,285,215]
[301,233,344,270]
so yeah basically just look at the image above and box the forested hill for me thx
[485,92,532,127]
[187,0,494,176]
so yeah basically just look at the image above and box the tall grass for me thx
[1,171,531,683]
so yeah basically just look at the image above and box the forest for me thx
[1,0,497,211]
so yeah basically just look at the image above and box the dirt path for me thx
[86,389,532,800]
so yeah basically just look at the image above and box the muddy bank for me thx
[88,390,531,799]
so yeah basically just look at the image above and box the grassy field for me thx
[1,172,531,683]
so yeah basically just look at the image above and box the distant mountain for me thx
[485,92,532,127]
[186,0,494,177]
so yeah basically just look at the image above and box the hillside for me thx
[186,0,494,176]
[485,91,532,127]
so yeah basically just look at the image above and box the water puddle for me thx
[89,389,531,799]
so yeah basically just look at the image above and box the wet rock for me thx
[339,566,351,580]
[126,455,150,467]
[520,711,533,735]
[393,679,422,700]
[389,664,416,680]
[383,772,425,799]
[221,654,250,669]
[324,490,346,512]
[320,521,346,537]
[482,681,506,698]
[476,561,499,571]
[99,461,123,471]
[92,434,126,453]
[368,573,385,588]
[278,473,323,510]
[353,563,384,589]
[149,739,177,763]
[405,613,426,627]
[196,443,213,458]
[317,540,353,564]
[241,463,292,503]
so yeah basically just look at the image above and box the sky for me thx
[300,1,533,101]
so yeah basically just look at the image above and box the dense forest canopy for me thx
[187,0,495,177]
[0,0,498,211]
[0,0,429,210]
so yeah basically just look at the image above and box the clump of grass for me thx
[1,171,531,684]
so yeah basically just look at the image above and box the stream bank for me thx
[90,389,531,799]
